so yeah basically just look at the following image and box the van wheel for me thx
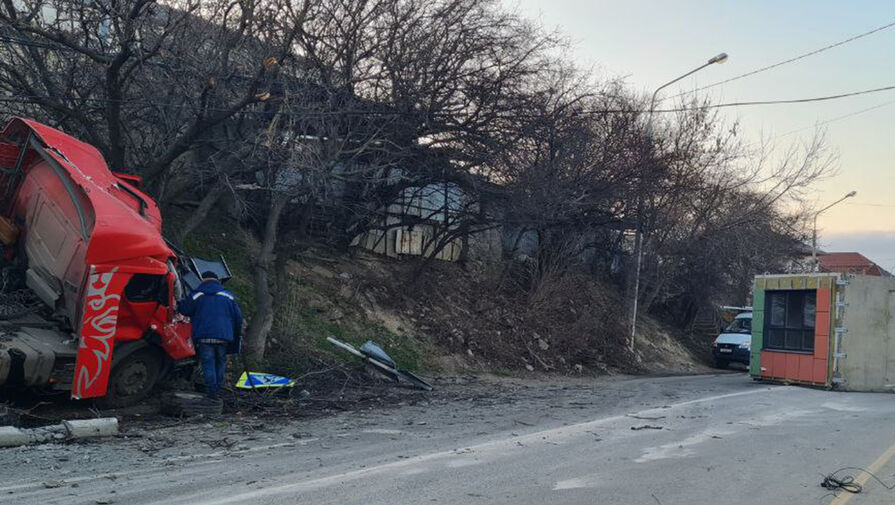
[713,357,729,369]
[96,349,163,409]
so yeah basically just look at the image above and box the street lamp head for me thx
[846,190,857,198]
[708,53,728,64]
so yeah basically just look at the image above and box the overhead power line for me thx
[661,84,895,112]
[1,84,894,117]
[4,18,895,106]
[772,100,895,139]
[845,202,895,208]
[582,84,895,115]
[670,19,895,99]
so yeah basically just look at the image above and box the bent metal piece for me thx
[326,336,433,391]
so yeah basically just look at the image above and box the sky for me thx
[506,0,895,270]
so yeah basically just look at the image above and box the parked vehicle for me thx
[0,118,218,407]
[711,312,752,369]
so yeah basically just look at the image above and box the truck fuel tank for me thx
[0,326,77,387]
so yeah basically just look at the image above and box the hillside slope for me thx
[177,217,708,378]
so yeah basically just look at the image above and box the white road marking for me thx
[361,428,404,435]
[821,401,866,412]
[553,476,599,490]
[636,428,737,462]
[445,458,481,468]
[167,386,788,505]
[635,409,815,463]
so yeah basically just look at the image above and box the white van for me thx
[711,312,752,368]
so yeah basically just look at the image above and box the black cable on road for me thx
[821,466,895,496]
[821,473,863,494]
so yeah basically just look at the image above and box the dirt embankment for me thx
[0,246,709,436]
[266,249,709,378]
[173,213,707,377]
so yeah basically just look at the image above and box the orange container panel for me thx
[785,353,800,378]
[754,278,835,386]
[813,358,828,383]
[797,355,813,382]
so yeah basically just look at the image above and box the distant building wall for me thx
[352,181,464,262]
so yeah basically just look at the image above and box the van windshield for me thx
[724,317,752,334]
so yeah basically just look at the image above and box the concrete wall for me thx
[838,275,895,392]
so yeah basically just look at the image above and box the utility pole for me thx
[629,52,728,353]
[811,190,856,272]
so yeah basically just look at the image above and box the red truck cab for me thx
[0,118,195,407]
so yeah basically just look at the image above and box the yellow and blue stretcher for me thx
[235,371,296,389]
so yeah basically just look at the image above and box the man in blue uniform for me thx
[178,271,243,399]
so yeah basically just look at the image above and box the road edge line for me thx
[829,437,895,505]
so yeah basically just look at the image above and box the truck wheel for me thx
[713,357,729,369]
[96,349,163,409]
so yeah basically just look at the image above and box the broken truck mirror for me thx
[180,255,233,292]
[326,337,433,391]
[189,256,233,283]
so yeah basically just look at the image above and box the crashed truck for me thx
[0,118,225,407]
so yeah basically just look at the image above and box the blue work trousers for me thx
[197,343,227,396]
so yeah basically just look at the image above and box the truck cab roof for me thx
[0,117,172,272]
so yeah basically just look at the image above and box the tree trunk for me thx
[174,181,228,246]
[243,193,288,363]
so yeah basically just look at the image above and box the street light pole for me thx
[645,53,728,135]
[629,52,728,352]
[811,190,856,272]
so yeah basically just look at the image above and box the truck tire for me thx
[712,357,729,369]
[96,348,163,409]
[160,391,223,417]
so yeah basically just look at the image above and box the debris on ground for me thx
[160,391,223,417]
[0,405,20,426]
[630,424,664,431]
[327,337,434,391]
[63,419,119,438]
[0,417,118,447]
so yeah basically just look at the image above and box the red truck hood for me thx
[1,118,171,270]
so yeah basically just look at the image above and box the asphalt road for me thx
[3,373,895,505]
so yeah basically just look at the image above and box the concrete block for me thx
[0,426,31,447]
[30,425,67,444]
[63,418,118,439]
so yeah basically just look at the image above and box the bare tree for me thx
[225,0,566,360]
[0,0,835,365]
[0,0,296,195]
[632,103,836,325]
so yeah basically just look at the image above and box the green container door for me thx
[750,286,764,377]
